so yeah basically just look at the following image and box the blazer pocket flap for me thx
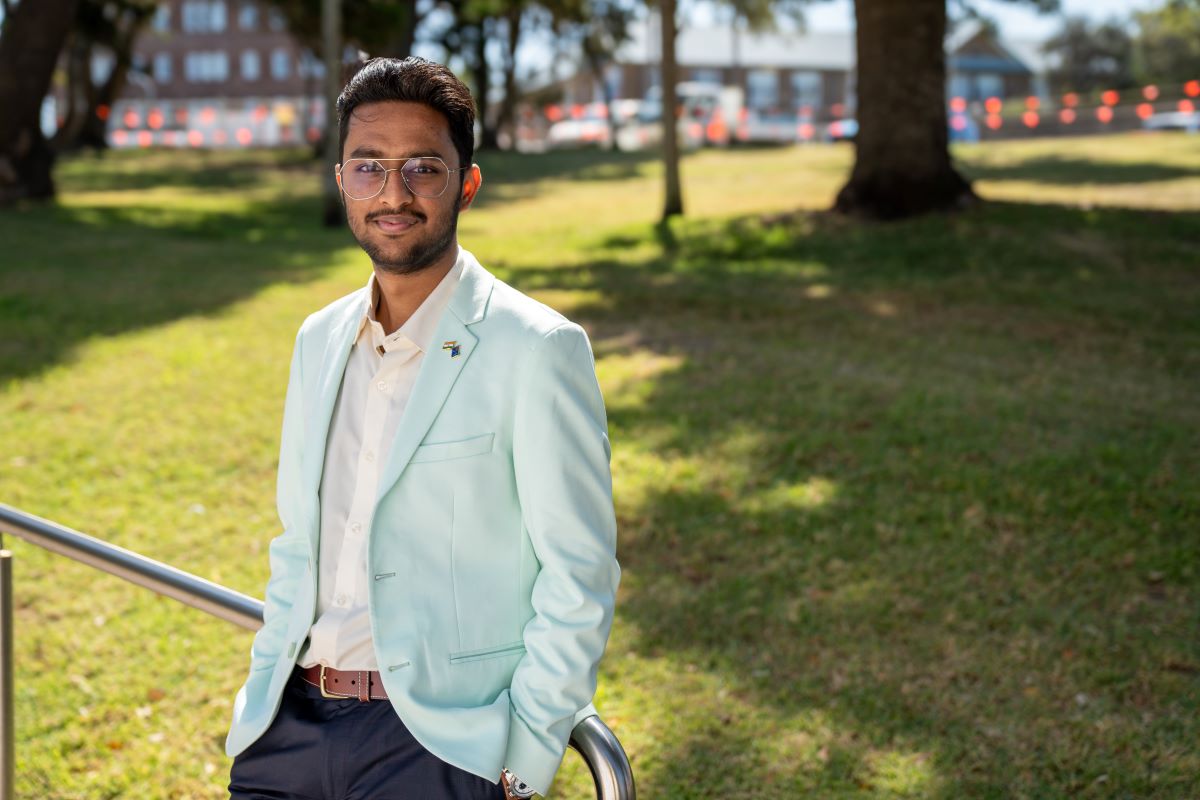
[411,433,495,464]
[449,639,526,664]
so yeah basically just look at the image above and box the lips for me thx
[371,215,421,233]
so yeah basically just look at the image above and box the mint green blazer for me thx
[225,250,621,795]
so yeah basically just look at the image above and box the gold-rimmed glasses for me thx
[336,156,469,200]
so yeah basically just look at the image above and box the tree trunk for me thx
[659,3,683,220]
[0,0,81,206]
[50,30,93,153]
[78,50,133,151]
[321,0,344,227]
[79,6,150,152]
[834,0,975,219]
[474,21,497,151]
[584,36,618,151]
[382,0,418,57]
[494,5,524,151]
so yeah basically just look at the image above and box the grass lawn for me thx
[0,132,1197,798]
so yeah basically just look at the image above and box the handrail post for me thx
[0,505,635,798]
[0,545,14,800]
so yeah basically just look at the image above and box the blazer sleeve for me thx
[246,325,310,673]
[505,322,622,794]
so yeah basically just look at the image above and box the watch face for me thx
[503,770,535,797]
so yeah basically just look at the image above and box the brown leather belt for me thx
[299,665,389,701]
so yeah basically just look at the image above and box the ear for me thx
[334,165,346,206]
[458,164,483,210]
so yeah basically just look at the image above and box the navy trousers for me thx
[228,668,506,800]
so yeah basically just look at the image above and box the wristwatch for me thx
[501,768,536,798]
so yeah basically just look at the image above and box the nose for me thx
[380,166,415,205]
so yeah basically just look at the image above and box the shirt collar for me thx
[356,248,466,355]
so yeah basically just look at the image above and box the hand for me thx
[499,769,534,798]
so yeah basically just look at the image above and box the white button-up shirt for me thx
[297,254,465,670]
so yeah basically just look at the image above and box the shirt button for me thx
[376,380,388,391]
[364,451,375,462]
[335,593,348,606]
[350,522,362,534]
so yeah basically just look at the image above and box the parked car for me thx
[1142,110,1200,133]
[823,118,858,142]
[731,110,803,146]
[546,100,644,149]
[821,116,980,143]
[619,84,724,151]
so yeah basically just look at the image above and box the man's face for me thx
[338,101,481,276]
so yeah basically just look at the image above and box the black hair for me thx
[336,57,475,169]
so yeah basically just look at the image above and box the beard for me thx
[352,195,462,276]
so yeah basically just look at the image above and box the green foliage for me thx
[1134,0,1200,86]
[0,135,1197,797]
[1042,16,1136,94]
[265,0,419,57]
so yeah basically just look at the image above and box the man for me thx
[225,57,621,800]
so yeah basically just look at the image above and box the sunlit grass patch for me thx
[0,134,1197,797]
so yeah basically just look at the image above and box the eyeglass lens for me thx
[341,157,451,199]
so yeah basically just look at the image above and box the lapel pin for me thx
[442,340,462,358]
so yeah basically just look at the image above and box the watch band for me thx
[502,768,536,798]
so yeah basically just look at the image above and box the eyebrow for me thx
[347,146,448,160]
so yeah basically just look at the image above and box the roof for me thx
[607,14,1046,75]
[946,18,1040,76]
[1002,37,1056,75]
[616,16,855,70]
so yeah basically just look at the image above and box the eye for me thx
[408,159,445,175]
[353,160,384,173]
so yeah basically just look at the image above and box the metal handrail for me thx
[0,503,635,800]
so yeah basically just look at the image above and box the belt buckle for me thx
[318,665,340,699]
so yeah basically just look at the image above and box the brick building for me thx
[106,0,328,147]
[550,15,1038,123]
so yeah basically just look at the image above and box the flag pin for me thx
[442,340,461,358]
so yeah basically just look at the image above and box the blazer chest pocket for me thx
[449,639,526,664]
[411,433,495,464]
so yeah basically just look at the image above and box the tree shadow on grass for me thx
[0,145,658,385]
[56,147,321,193]
[958,154,1200,186]
[475,146,659,185]
[495,201,1199,796]
[0,192,351,384]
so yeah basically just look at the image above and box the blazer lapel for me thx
[301,297,364,548]
[374,251,495,503]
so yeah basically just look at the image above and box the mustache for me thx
[366,209,426,223]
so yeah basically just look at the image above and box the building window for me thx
[182,2,203,32]
[241,49,260,81]
[298,50,325,80]
[267,8,286,32]
[185,51,230,83]
[746,70,778,112]
[949,74,970,101]
[238,2,258,31]
[153,53,172,83]
[603,63,622,100]
[691,69,722,86]
[271,48,291,81]
[182,1,226,33]
[180,1,226,33]
[91,51,116,85]
[975,72,1003,101]
[791,71,821,114]
[152,5,170,32]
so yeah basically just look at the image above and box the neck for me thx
[373,246,457,335]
